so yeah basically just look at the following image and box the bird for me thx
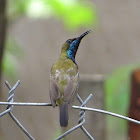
[49,30,90,127]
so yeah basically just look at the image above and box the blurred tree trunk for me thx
[0,1,7,139]
[0,0,7,82]
[128,69,140,140]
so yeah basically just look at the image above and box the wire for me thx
[0,80,140,140]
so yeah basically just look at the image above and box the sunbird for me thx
[49,31,90,127]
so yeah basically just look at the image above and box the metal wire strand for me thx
[0,102,52,106]
[72,106,140,125]
[9,112,35,140]
[56,119,85,140]
[0,81,20,116]
[77,94,94,140]
[56,94,94,140]
[0,81,140,140]
[1,101,140,125]
[4,81,35,140]
[0,108,11,117]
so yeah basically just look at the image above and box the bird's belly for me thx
[56,76,69,105]
[57,75,70,96]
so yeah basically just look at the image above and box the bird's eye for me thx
[66,38,76,44]
[66,39,72,44]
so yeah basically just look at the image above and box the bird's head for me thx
[61,30,90,63]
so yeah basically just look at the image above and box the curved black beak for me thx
[77,30,91,42]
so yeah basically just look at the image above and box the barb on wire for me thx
[56,93,94,140]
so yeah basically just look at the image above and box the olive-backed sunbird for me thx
[49,31,90,127]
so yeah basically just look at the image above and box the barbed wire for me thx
[0,80,140,140]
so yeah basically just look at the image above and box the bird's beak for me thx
[77,30,91,42]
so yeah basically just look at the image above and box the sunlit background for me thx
[0,0,140,140]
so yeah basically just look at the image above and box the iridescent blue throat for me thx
[67,40,80,63]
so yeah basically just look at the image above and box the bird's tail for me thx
[59,103,68,127]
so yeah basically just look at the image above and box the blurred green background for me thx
[3,0,97,80]
[0,0,140,140]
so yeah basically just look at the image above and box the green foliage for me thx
[8,0,97,30]
[46,0,97,30]
[105,64,140,113]
[52,129,63,140]
[8,0,29,19]
[4,0,97,80]
[2,38,22,80]
[2,52,17,80]
[104,64,140,139]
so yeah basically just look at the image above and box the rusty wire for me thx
[0,81,140,140]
